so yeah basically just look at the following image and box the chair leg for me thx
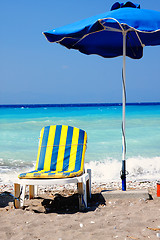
[83,181,87,208]
[77,178,88,210]
[34,185,38,197]
[14,183,20,209]
[20,185,26,208]
[87,169,91,199]
[86,179,90,200]
[77,182,83,210]
[29,185,34,199]
[77,182,86,210]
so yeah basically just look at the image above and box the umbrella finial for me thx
[111,2,140,11]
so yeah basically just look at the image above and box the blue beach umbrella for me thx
[43,1,160,190]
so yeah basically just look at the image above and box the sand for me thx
[0,181,160,240]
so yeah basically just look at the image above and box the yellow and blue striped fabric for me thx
[19,125,87,179]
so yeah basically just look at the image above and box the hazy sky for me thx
[1,0,160,104]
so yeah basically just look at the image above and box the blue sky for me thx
[1,0,160,104]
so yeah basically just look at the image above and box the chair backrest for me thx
[35,125,87,173]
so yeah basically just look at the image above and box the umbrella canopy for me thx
[43,1,160,59]
[43,1,160,190]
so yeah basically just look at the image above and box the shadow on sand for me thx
[39,193,106,214]
[0,191,106,214]
[0,191,14,208]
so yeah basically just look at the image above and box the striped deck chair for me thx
[14,125,91,210]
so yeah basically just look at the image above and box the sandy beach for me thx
[0,181,160,240]
[1,0,160,239]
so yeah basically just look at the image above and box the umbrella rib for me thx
[71,29,106,47]
[99,17,124,32]
[126,32,142,57]
[100,17,160,34]
[135,31,145,47]
[104,26,123,33]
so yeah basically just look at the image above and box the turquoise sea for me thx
[0,103,160,184]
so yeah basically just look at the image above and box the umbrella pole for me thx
[122,31,127,191]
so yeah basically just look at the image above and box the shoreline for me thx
[0,179,158,201]
[0,179,157,194]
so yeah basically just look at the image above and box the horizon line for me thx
[0,102,160,108]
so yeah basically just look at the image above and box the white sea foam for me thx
[0,166,35,185]
[0,156,160,185]
[86,156,160,183]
